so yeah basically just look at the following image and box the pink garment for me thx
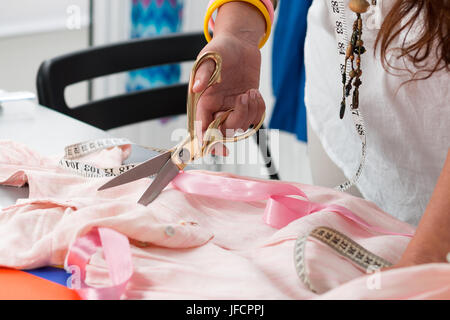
[0,139,449,299]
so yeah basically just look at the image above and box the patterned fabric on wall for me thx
[127,0,184,91]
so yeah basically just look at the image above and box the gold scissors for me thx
[98,52,265,205]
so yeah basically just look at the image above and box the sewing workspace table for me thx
[0,99,150,298]
[0,99,153,209]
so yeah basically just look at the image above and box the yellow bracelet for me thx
[204,0,272,49]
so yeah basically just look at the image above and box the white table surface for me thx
[0,100,153,209]
[0,100,111,154]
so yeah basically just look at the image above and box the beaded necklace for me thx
[340,0,375,119]
[335,0,377,192]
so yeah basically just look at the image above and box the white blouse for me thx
[304,0,449,225]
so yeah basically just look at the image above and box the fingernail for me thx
[193,80,200,90]
[250,89,257,100]
[241,94,248,105]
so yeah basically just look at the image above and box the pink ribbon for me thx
[66,171,413,300]
[172,171,414,237]
[66,227,133,300]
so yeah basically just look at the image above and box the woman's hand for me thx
[193,34,266,135]
[192,2,267,135]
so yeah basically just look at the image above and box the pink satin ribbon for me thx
[66,227,133,300]
[171,171,414,237]
[66,171,413,300]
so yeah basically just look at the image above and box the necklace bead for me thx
[349,0,370,14]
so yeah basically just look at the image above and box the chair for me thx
[36,32,279,179]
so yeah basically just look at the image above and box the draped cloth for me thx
[1,140,449,299]
[270,0,313,142]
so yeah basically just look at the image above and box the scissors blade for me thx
[137,159,180,206]
[97,151,172,191]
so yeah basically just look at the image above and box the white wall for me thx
[0,0,90,106]
[0,0,90,37]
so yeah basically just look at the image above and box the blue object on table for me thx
[127,0,184,91]
[26,267,70,286]
[269,0,313,142]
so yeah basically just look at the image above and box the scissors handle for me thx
[173,51,266,169]
[204,108,265,147]
[187,51,222,145]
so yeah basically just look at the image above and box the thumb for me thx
[192,58,216,93]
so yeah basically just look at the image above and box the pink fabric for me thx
[0,139,449,299]
[66,227,133,300]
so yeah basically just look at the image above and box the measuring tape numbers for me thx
[59,138,166,178]
[294,226,392,293]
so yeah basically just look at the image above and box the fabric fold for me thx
[1,140,446,300]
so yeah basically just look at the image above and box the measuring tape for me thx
[59,138,167,178]
[329,0,371,192]
[294,226,393,293]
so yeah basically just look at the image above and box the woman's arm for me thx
[193,2,267,134]
[395,149,450,267]
[214,2,266,47]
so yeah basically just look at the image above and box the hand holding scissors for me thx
[98,52,265,205]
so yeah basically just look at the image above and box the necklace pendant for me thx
[340,100,346,119]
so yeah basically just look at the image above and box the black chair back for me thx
[37,32,207,130]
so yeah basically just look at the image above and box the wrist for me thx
[214,2,266,48]
[399,242,449,266]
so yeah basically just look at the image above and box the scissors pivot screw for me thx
[179,148,191,163]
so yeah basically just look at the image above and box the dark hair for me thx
[375,0,450,80]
